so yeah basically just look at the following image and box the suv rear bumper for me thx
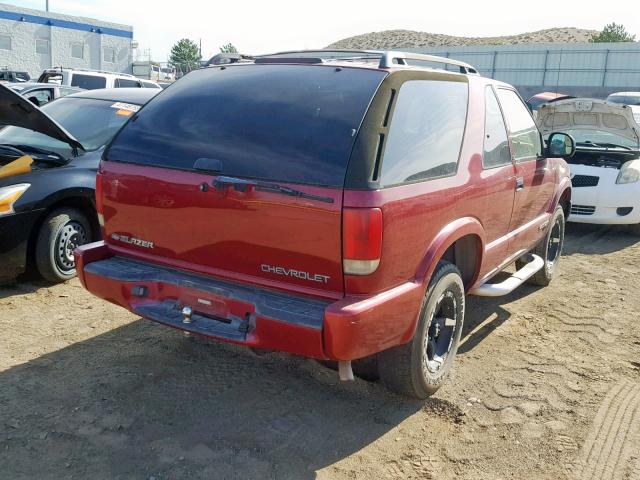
[75,241,423,360]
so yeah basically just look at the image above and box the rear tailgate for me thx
[99,162,344,296]
[100,63,386,298]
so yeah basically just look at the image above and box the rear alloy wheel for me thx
[516,205,565,286]
[35,208,91,282]
[378,261,465,399]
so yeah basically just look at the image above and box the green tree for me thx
[590,23,636,43]
[220,43,238,53]
[169,38,202,75]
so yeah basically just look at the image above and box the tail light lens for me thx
[343,208,382,275]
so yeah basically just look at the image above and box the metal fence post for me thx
[602,49,610,87]
[491,51,497,79]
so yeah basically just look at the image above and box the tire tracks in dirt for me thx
[571,380,640,480]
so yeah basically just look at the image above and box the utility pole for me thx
[199,38,202,59]
[46,0,49,12]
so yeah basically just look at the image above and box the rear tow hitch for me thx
[182,306,193,324]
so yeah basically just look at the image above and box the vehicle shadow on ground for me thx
[563,222,638,256]
[458,280,537,355]
[0,280,48,301]
[0,320,446,480]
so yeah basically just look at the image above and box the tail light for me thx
[343,208,382,275]
[95,172,105,236]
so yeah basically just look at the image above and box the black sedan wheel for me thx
[35,208,91,283]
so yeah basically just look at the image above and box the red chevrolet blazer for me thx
[76,51,573,398]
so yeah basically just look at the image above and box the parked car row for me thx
[37,68,162,90]
[0,66,163,91]
[0,51,637,399]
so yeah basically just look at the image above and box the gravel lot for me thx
[1,223,639,480]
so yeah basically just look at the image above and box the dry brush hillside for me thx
[327,27,597,49]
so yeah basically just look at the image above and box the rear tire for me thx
[35,208,91,283]
[516,206,565,286]
[377,261,465,399]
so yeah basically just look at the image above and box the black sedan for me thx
[0,86,158,283]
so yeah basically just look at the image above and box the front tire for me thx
[35,208,91,282]
[516,205,565,286]
[378,261,465,399]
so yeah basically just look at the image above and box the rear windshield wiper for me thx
[212,176,334,204]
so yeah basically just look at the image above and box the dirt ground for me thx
[1,223,639,480]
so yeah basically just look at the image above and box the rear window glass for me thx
[0,98,137,156]
[116,78,140,88]
[607,95,640,106]
[380,79,468,186]
[105,65,386,186]
[71,74,106,89]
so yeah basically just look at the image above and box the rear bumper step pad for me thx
[84,256,329,330]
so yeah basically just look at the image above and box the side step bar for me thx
[470,254,544,297]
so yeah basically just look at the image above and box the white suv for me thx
[37,68,161,90]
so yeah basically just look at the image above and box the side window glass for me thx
[70,74,106,89]
[483,87,512,168]
[29,89,53,106]
[117,78,141,88]
[496,89,542,162]
[380,79,468,186]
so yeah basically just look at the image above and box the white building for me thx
[0,3,133,78]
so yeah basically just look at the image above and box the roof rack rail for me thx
[379,51,478,74]
[255,49,479,75]
[206,53,255,66]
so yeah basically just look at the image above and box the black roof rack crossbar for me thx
[258,49,379,57]
[254,56,325,64]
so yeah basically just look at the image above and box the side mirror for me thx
[28,96,41,107]
[547,132,575,159]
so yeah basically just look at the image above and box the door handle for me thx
[515,177,524,191]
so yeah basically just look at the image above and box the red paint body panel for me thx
[98,162,344,299]
[78,72,571,362]
[75,241,424,361]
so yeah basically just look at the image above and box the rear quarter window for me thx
[105,65,386,187]
[71,74,106,89]
[380,79,468,186]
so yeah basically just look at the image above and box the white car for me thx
[37,68,162,90]
[537,99,640,233]
[607,91,640,107]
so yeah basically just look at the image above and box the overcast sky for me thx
[8,0,640,61]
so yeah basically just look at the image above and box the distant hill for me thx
[327,27,598,49]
